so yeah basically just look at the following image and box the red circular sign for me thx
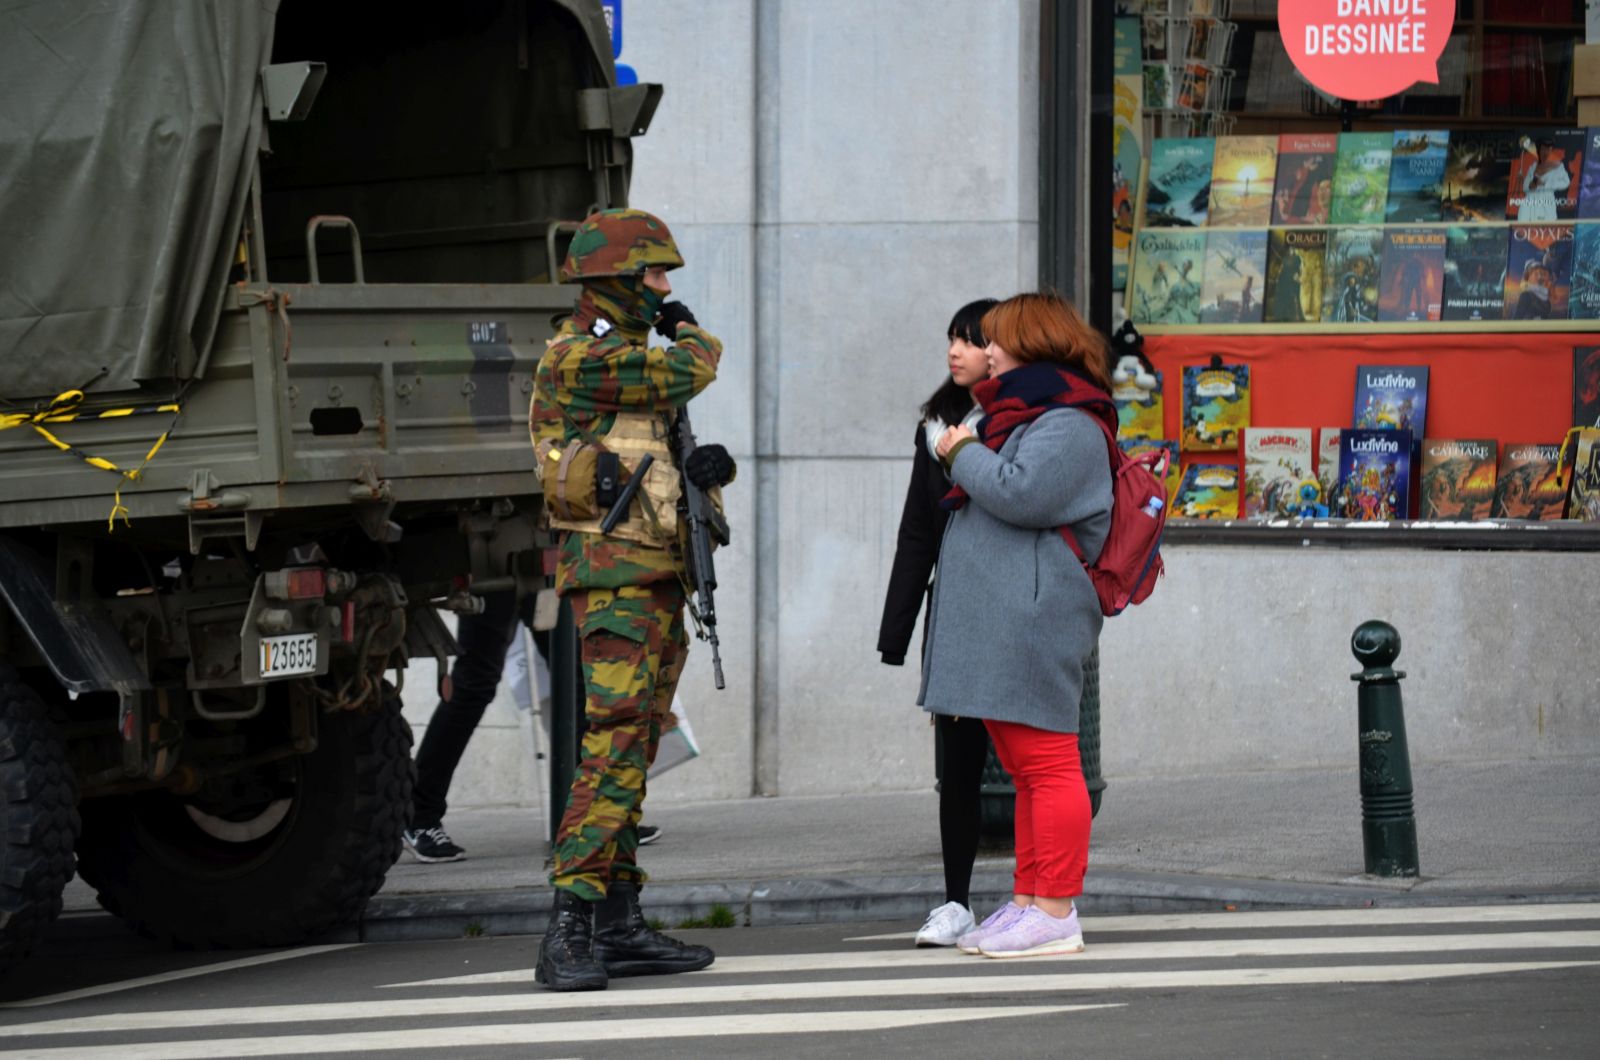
[1278,0,1457,103]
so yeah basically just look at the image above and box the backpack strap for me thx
[1057,411,1121,564]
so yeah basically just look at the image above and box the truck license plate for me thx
[261,633,318,678]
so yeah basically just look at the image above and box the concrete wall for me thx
[406,1,1600,817]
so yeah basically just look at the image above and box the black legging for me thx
[936,713,990,908]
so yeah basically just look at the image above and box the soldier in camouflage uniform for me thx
[529,208,736,992]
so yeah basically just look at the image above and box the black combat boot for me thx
[534,890,608,992]
[591,881,716,977]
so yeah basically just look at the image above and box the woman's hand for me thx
[936,424,974,460]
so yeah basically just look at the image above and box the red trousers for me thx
[984,720,1091,899]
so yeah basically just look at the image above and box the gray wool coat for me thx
[917,407,1113,734]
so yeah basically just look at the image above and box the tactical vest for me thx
[536,410,681,547]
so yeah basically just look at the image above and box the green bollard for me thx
[1350,620,1421,878]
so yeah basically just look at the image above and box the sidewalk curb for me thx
[55,872,1600,947]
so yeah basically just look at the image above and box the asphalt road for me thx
[2,904,1597,1058]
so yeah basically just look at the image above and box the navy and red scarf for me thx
[940,361,1116,511]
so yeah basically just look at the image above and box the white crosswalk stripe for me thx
[2,904,1594,1057]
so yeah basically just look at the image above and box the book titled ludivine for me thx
[1334,429,1412,521]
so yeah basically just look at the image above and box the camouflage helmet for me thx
[559,208,684,281]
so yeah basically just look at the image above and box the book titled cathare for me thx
[1182,363,1250,452]
[1199,230,1268,323]
[1241,428,1314,519]
[1490,443,1567,520]
[1119,438,1181,504]
[1173,462,1240,520]
[1144,137,1214,227]
[1334,429,1412,521]
[1131,229,1206,324]
[1353,364,1429,440]
[1114,370,1163,441]
[1377,227,1446,322]
[1209,135,1277,227]
[1265,228,1328,323]
[1418,438,1498,520]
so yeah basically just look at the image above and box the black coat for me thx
[877,425,955,666]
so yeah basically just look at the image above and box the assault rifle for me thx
[672,407,729,689]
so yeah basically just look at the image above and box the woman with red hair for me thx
[920,291,1114,959]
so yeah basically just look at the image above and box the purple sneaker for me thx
[978,904,1085,958]
[956,902,1026,954]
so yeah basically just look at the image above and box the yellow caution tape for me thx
[0,389,181,530]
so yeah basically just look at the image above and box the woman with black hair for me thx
[877,297,997,947]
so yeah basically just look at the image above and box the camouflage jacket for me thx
[530,315,722,590]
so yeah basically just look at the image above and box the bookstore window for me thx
[1105,1,1600,545]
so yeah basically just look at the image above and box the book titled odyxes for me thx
[1330,131,1391,226]
[1322,227,1382,324]
[1377,228,1447,322]
[1442,226,1509,321]
[1353,364,1430,441]
[1504,224,1575,321]
[1334,429,1412,521]
[1199,230,1267,324]
[1173,462,1239,520]
[1144,137,1214,228]
[1241,428,1313,519]
[1130,229,1206,325]
[1418,438,1498,520]
[1386,130,1449,224]
[1209,135,1277,227]
[1490,443,1567,520]
[1182,363,1250,452]
[1265,228,1328,323]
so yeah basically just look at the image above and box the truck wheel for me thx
[75,693,413,948]
[0,665,80,977]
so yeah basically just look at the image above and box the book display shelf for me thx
[1113,1,1600,541]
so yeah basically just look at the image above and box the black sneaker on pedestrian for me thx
[402,825,465,863]
[592,881,714,977]
[637,824,662,846]
[536,890,609,992]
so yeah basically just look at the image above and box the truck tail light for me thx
[284,569,327,599]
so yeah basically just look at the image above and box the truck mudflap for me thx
[0,535,149,698]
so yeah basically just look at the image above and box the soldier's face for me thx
[947,336,988,388]
[642,266,672,296]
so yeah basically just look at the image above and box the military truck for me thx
[0,0,658,972]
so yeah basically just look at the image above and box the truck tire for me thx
[0,664,80,977]
[75,693,413,948]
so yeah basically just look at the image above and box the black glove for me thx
[880,651,905,667]
[654,301,698,340]
[685,443,736,489]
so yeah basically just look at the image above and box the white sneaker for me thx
[914,901,976,947]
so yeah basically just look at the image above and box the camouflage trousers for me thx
[549,580,688,900]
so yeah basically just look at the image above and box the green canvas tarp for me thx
[0,0,278,400]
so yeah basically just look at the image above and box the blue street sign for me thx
[601,0,623,59]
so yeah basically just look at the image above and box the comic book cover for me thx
[1130,229,1206,324]
[1199,230,1267,324]
[1330,131,1392,225]
[1114,370,1163,441]
[1209,136,1278,227]
[1172,462,1240,520]
[1566,428,1600,522]
[1439,130,1517,224]
[1579,128,1600,220]
[1490,443,1567,520]
[1385,130,1449,224]
[1271,132,1337,225]
[1241,428,1314,519]
[1418,438,1498,520]
[1264,228,1328,323]
[1321,227,1382,324]
[1503,224,1575,321]
[1143,137,1214,227]
[1505,129,1586,222]
[1569,225,1600,320]
[1143,62,1174,109]
[1575,346,1600,429]
[1317,427,1342,504]
[1333,429,1412,521]
[1442,226,1509,321]
[1181,363,1250,451]
[1353,364,1429,441]
[1377,227,1447,322]
[1119,438,1181,504]
[1112,17,1143,290]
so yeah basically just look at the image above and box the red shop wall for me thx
[1144,331,1593,453]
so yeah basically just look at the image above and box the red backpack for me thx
[1059,416,1168,616]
